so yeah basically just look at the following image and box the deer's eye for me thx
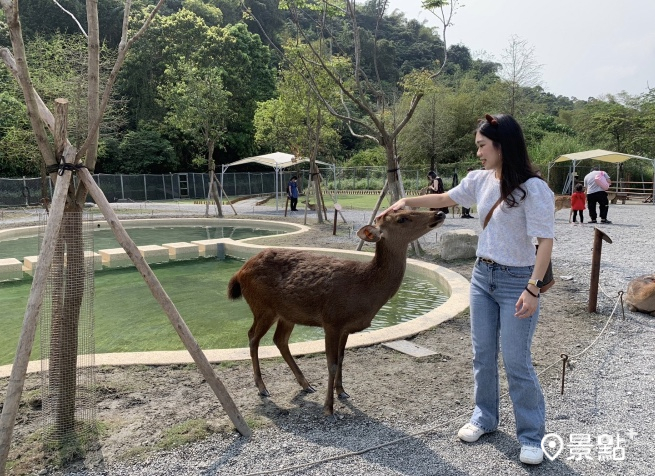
[397,217,407,223]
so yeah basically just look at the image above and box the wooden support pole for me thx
[588,227,612,313]
[0,157,74,476]
[214,178,237,216]
[357,181,388,251]
[78,168,251,437]
[333,204,342,235]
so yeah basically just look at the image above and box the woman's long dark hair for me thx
[477,114,543,208]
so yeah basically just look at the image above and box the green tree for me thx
[117,129,178,174]
[205,22,275,160]
[253,0,457,204]
[159,61,231,167]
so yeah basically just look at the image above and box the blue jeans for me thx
[469,259,545,447]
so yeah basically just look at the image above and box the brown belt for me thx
[478,257,497,264]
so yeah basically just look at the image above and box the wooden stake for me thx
[78,168,251,437]
[588,227,612,313]
[0,157,74,476]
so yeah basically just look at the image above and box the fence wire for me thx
[39,210,97,462]
[1,168,470,206]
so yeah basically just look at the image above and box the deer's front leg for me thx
[335,332,350,400]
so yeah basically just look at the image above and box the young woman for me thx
[378,114,554,465]
[427,170,450,214]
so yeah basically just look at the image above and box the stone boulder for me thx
[626,274,655,316]
[438,229,478,261]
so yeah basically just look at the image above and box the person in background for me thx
[583,166,612,224]
[287,176,299,211]
[427,171,450,214]
[570,183,586,224]
[461,167,475,218]
[378,113,554,465]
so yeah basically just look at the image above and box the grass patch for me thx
[120,445,150,461]
[156,419,213,451]
[328,193,393,210]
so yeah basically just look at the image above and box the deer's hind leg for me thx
[322,327,342,416]
[248,311,277,396]
[273,319,315,393]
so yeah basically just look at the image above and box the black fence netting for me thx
[3,164,613,207]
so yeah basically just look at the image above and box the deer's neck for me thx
[370,242,408,286]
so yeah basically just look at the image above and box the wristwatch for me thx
[528,279,543,288]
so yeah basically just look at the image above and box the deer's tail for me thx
[227,274,242,300]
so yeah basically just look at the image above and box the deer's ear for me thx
[357,225,382,242]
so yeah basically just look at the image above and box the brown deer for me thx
[227,209,446,417]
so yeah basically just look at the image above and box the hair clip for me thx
[485,114,498,126]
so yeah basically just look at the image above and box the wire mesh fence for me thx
[1,163,564,207]
[39,211,97,461]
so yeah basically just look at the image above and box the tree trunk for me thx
[384,140,402,203]
[49,207,84,437]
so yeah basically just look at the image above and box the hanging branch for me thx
[51,0,88,37]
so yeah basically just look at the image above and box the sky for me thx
[385,0,655,100]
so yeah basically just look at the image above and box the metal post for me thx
[143,174,148,201]
[248,172,251,196]
[170,173,174,199]
[120,174,125,200]
[162,174,166,200]
[201,174,206,199]
[588,227,612,313]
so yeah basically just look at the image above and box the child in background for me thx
[571,183,586,223]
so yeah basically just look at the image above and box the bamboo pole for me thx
[78,168,251,437]
[0,157,74,476]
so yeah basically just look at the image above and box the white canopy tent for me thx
[548,149,655,202]
[220,152,337,210]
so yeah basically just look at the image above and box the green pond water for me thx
[0,258,447,366]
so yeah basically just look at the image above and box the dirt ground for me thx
[0,220,608,475]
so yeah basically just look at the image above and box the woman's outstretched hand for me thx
[376,198,408,219]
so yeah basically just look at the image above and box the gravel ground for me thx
[2,198,654,476]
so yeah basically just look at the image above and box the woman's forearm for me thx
[403,193,457,209]
[533,238,553,282]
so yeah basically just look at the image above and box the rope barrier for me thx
[240,291,626,476]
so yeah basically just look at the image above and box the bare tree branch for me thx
[52,0,88,38]
[0,3,57,167]
[76,0,166,161]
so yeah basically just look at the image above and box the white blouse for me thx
[448,169,555,266]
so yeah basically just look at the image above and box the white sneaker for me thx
[520,446,544,464]
[457,423,486,442]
